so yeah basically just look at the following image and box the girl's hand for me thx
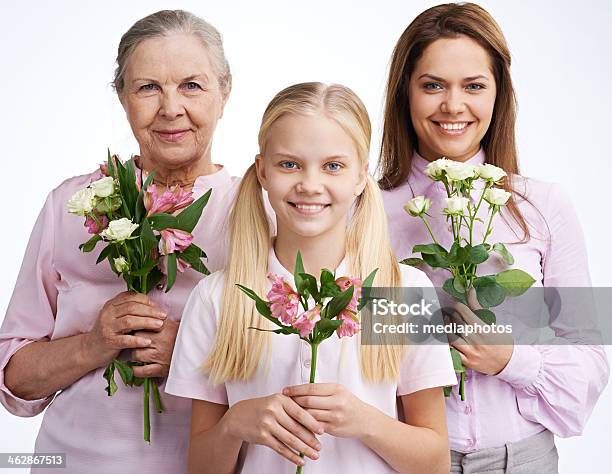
[448,290,514,375]
[224,394,324,467]
[284,383,373,439]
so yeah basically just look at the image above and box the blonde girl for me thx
[166,82,456,473]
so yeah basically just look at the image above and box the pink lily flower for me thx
[335,276,362,311]
[267,273,300,325]
[144,184,194,217]
[336,309,361,338]
[292,305,322,338]
[159,228,193,255]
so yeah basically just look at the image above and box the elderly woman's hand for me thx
[86,292,167,368]
[131,319,180,378]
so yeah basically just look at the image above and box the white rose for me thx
[100,218,139,241]
[67,187,96,215]
[425,158,451,180]
[443,196,469,215]
[90,176,115,198]
[445,161,477,181]
[484,188,511,206]
[477,164,506,183]
[113,256,129,273]
[403,196,431,217]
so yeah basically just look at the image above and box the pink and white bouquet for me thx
[237,252,376,473]
[67,151,211,441]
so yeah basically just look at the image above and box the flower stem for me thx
[296,343,319,474]
[459,372,465,401]
[152,379,164,413]
[144,377,151,443]
[421,217,439,246]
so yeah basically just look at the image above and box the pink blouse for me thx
[0,165,239,473]
[165,247,457,473]
[382,149,609,452]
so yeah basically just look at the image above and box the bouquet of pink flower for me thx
[237,251,377,473]
[67,151,211,441]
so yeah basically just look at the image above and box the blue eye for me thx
[280,161,298,170]
[325,162,342,172]
[140,83,159,91]
[424,82,443,90]
[466,83,484,91]
[183,82,202,90]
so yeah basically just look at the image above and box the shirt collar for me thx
[267,244,350,283]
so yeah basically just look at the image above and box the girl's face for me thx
[256,111,367,242]
[408,35,497,162]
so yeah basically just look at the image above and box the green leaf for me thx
[175,188,212,232]
[448,242,470,267]
[468,244,489,265]
[450,347,465,373]
[148,213,179,231]
[298,273,319,301]
[400,258,425,266]
[249,325,299,335]
[325,286,354,320]
[362,268,378,289]
[96,243,116,264]
[145,268,164,294]
[474,308,496,325]
[236,284,273,319]
[292,251,306,294]
[133,377,145,387]
[114,359,134,386]
[79,234,102,253]
[495,269,535,297]
[452,276,466,294]
[314,318,344,341]
[492,243,514,265]
[422,252,450,269]
[412,243,448,256]
[130,259,158,277]
[103,362,118,396]
[165,253,177,293]
[139,218,158,257]
[179,244,209,275]
[473,276,506,308]
[142,169,155,191]
[442,278,468,305]
[107,149,116,178]
[319,269,340,299]
[443,386,453,397]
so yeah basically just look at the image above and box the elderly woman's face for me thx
[120,33,228,168]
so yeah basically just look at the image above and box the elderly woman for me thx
[0,10,237,473]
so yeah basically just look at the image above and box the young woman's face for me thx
[408,35,497,162]
[256,111,366,242]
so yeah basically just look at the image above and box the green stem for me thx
[152,379,164,413]
[421,216,439,246]
[296,343,319,474]
[459,372,465,401]
[481,207,497,244]
[144,377,151,443]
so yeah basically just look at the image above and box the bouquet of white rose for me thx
[402,159,535,400]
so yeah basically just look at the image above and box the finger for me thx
[113,301,167,320]
[271,424,320,461]
[292,395,334,410]
[306,409,334,422]
[131,348,156,363]
[111,292,151,306]
[277,412,321,458]
[466,287,482,310]
[283,383,338,397]
[114,316,165,334]
[454,303,480,325]
[283,397,325,435]
[132,363,166,378]
[267,436,307,467]
[449,336,469,351]
[115,334,152,349]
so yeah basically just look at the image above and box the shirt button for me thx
[464,405,472,415]
[304,359,311,369]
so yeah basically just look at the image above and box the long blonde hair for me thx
[205,82,403,383]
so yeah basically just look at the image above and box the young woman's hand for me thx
[447,290,514,375]
[224,394,324,467]
[284,383,373,440]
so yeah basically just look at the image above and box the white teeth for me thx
[439,122,468,131]
[295,204,325,210]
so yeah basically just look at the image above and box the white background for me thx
[1,0,610,472]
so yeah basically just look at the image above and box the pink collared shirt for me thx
[382,149,609,452]
[165,247,457,473]
[0,165,239,473]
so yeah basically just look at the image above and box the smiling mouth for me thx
[432,121,473,135]
[154,130,189,142]
[288,202,331,215]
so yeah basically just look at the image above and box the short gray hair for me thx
[113,10,231,96]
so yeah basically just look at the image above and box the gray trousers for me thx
[450,430,558,473]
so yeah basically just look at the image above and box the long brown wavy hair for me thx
[378,2,531,241]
